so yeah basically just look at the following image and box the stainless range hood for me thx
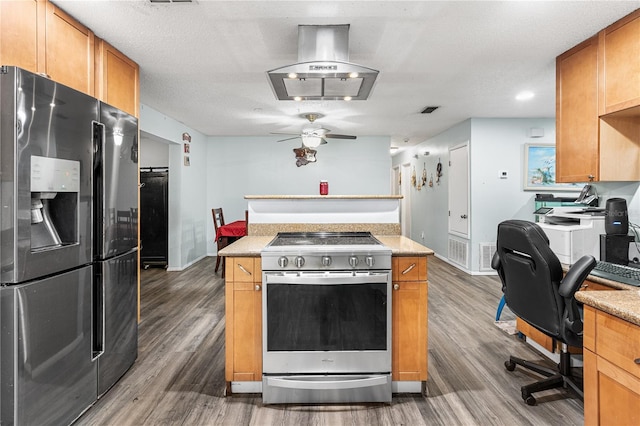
[267,25,379,101]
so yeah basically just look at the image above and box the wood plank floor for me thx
[76,256,583,425]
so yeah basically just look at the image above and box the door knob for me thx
[461,214,468,219]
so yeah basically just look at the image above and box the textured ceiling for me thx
[53,1,639,147]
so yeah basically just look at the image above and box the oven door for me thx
[262,270,391,375]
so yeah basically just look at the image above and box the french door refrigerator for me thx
[93,102,139,397]
[0,66,139,425]
[0,66,97,425]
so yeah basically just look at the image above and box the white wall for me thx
[139,104,209,270]
[205,135,391,255]
[140,132,169,168]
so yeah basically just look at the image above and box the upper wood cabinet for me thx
[556,9,640,183]
[556,36,600,183]
[43,1,94,95]
[0,0,139,117]
[0,0,41,72]
[598,9,640,115]
[95,38,140,117]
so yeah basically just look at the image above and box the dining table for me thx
[216,220,247,242]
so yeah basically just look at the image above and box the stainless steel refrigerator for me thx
[93,101,138,397]
[0,66,139,424]
[0,66,98,425]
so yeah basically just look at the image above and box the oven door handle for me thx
[264,271,389,285]
[265,375,389,390]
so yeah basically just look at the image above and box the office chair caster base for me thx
[522,392,536,406]
[505,360,516,371]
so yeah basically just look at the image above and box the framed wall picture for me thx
[523,144,582,191]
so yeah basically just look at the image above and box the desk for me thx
[216,220,247,241]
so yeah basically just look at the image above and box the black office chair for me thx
[491,220,596,406]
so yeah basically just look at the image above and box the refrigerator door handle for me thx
[92,275,106,361]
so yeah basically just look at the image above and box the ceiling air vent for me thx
[421,106,440,114]
[267,25,379,101]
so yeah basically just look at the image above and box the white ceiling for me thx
[53,0,639,148]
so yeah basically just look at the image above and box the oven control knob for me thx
[322,256,332,267]
[349,256,359,268]
[294,256,305,268]
[277,256,288,268]
[365,256,375,267]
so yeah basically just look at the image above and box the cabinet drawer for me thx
[228,257,261,283]
[393,257,427,282]
[595,310,640,380]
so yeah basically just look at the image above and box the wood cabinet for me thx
[556,36,600,183]
[0,0,41,72]
[598,9,640,115]
[224,257,262,389]
[556,9,640,183]
[43,1,94,95]
[392,256,428,382]
[0,0,139,116]
[583,306,640,426]
[95,38,140,117]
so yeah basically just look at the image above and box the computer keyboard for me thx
[590,261,640,287]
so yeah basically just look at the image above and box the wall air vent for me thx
[267,25,379,101]
[421,106,440,114]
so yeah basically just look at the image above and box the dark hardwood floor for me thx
[76,255,583,425]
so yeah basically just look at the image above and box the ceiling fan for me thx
[273,113,357,148]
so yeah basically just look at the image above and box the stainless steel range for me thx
[261,232,392,404]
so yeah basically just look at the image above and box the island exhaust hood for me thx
[267,24,379,101]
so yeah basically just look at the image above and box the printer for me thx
[537,207,605,265]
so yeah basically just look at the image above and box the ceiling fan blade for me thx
[276,136,301,142]
[324,133,357,140]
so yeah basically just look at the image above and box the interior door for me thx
[448,143,469,237]
[140,169,169,267]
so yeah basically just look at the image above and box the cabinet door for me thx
[598,10,640,115]
[0,0,42,73]
[225,257,262,384]
[584,349,640,426]
[44,1,94,95]
[556,36,600,183]
[95,38,139,117]
[392,280,428,381]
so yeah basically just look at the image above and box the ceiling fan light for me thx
[302,134,322,148]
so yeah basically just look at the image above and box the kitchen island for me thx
[219,234,434,397]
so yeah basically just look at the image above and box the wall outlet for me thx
[499,170,508,179]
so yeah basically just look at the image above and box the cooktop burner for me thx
[267,232,382,247]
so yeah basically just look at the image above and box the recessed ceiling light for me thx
[516,91,535,101]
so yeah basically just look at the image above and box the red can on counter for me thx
[319,180,329,195]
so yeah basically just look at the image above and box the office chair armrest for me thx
[558,255,597,298]
[491,252,501,270]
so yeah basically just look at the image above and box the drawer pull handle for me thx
[238,264,251,276]
[393,284,400,291]
[635,358,640,365]
[401,263,416,275]
[255,285,261,291]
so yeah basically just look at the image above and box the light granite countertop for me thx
[218,235,434,257]
[576,290,640,327]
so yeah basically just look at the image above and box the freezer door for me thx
[0,266,97,425]
[96,249,138,396]
[95,102,139,259]
[0,66,97,284]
